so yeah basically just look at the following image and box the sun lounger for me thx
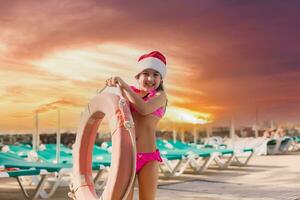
[0,151,73,199]
[204,136,225,148]
[168,140,237,169]
[157,139,234,176]
[267,137,293,155]
[227,147,254,166]
[0,168,48,200]
[290,136,300,151]
[1,144,32,158]
[37,149,73,164]
[42,144,73,154]
[1,143,113,198]
[279,137,293,153]
[215,138,255,166]
[158,146,200,176]
[37,144,112,193]
[156,139,203,176]
[36,144,111,167]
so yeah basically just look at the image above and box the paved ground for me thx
[1,152,300,200]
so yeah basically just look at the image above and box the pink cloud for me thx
[35,99,85,113]
[1,1,299,125]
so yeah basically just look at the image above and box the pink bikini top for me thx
[130,86,165,118]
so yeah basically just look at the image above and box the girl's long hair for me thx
[156,82,164,92]
[156,82,168,112]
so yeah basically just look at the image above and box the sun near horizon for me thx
[0,44,213,133]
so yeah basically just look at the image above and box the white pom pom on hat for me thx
[135,51,167,79]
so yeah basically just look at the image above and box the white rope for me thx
[115,84,136,200]
[96,86,107,94]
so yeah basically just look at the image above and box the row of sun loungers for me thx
[157,139,254,177]
[0,144,110,199]
[220,136,296,155]
[0,136,298,199]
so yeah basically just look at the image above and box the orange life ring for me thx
[71,91,136,200]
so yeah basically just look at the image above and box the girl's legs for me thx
[137,161,159,200]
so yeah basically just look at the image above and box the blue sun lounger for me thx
[267,137,293,155]
[157,139,229,176]
[43,144,73,154]
[167,140,238,169]
[1,143,113,198]
[173,140,255,167]
[0,151,72,199]
[37,144,111,168]
[157,140,199,176]
[0,168,48,200]
[1,144,32,158]
[290,136,300,151]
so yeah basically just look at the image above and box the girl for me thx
[105,51,167,200]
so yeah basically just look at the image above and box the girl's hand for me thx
[105,76,125,87]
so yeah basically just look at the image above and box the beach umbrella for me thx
[180,129,185,142]
[230,117,236,150]
[193,124,198,144]
[56,109,61,163]
[255,108,259,138]
[230,117,235,139]
[179,116,185,143]
[172,122,177,143]
[172,130,177,143]
[33,111,39,152]
[254,125,259,138]
[206,123,212,139]
[32,113,36,151]
[270,120,275,130]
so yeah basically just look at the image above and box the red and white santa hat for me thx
[135,51,167,79]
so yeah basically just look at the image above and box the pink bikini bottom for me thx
[136,149,162,174]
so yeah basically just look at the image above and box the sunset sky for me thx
[0,1,299,133]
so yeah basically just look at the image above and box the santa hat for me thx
[135,51,167,79]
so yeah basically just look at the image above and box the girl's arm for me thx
[106,77,167,115]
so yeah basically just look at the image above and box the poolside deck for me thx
[0,152,299,199]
